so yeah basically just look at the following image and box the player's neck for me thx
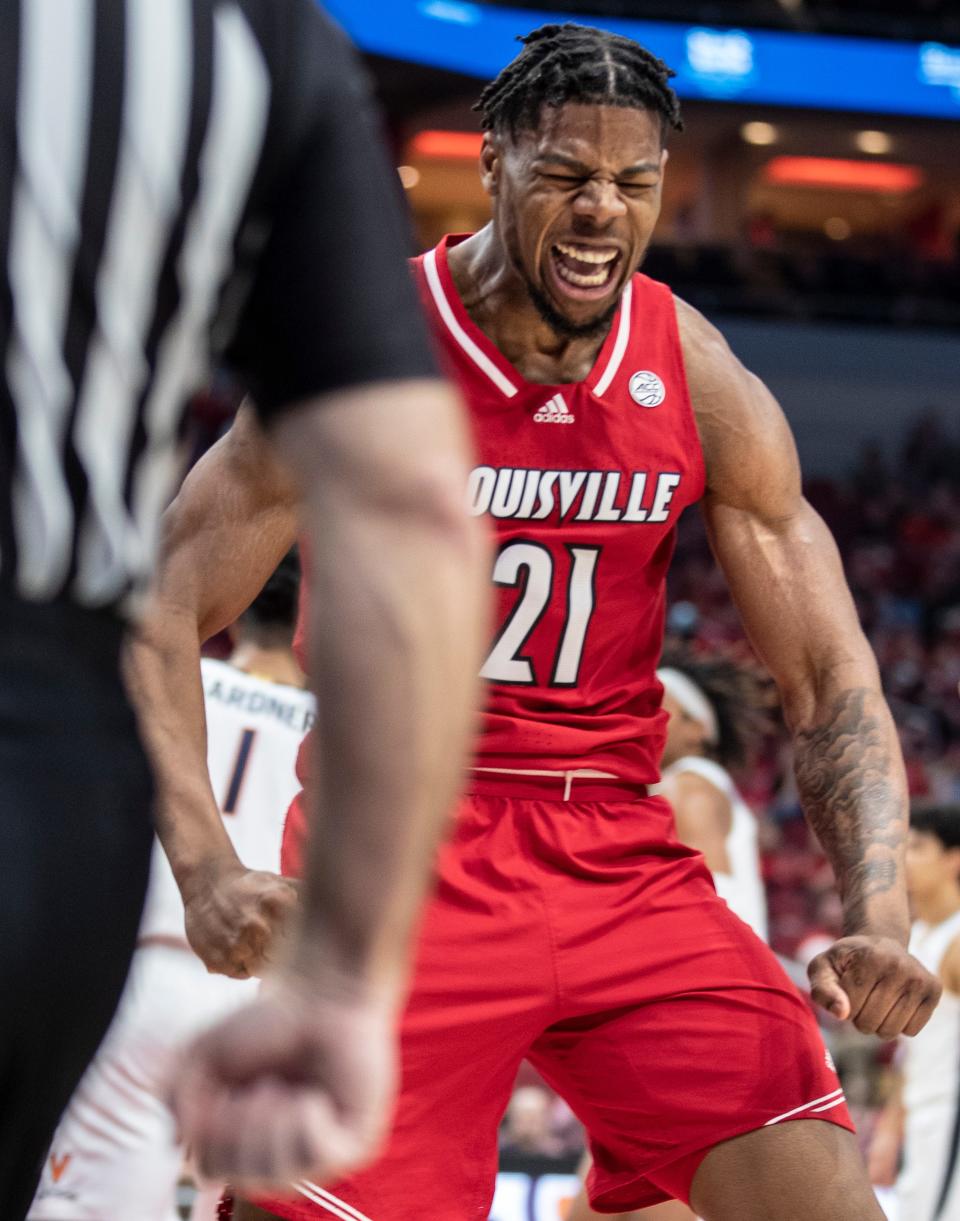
[915,888,960,927]
[228,640,305,689]
[446,226,614,384]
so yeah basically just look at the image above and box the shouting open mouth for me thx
[547,241,623,302]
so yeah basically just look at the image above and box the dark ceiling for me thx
[477,0,960,43]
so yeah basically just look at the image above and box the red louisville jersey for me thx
[293,235,706,788]
[413,235,706,785]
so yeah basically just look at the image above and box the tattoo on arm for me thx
[793,687,907,936]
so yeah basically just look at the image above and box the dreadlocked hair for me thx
[659,646,777,771]
[474,24,683,142]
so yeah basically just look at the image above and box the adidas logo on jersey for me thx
[533,393,574,424]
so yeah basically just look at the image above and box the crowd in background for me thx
[644,216,960,330]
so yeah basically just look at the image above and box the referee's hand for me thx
[807,934,941,1038]
[182,858,299,978]
[171,972,396,1190]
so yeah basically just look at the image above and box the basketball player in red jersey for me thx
[136,24,939,1221]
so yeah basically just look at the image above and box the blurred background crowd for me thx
[183,1,958,1215]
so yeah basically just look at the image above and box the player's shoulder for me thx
[669,754,732,794]
[668,294,747,401]
[670,766,729,810]
[200,656,236,686]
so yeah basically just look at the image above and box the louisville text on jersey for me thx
[468,467,682,524]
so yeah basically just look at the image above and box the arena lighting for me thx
[824,216,852,240]
[763,156,924,193]
[855,129,893,155]
[741,121,778,146]
[410,130,485,158]
[322,0,960,122]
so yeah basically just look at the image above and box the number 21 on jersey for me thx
[480,542,600,687]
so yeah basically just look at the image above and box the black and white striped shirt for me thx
[0,0,435,613]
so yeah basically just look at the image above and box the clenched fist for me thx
[181,855,299,978]
[172,972,396,1190]
[808,934,941,1038]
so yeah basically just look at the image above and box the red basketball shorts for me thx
[252,777,851,1219]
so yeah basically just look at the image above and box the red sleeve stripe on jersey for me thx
[592,279,634,397]
[423,246,519,399]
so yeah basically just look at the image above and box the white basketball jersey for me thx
[659,755,769,942]
[139,658,314,943]
[903,912,960,1114]
[898,911,960,1221]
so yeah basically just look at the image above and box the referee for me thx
[0,1,483,1214]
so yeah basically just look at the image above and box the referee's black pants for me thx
[0,594,154,1219]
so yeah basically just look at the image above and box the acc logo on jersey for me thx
[629,370,666,408]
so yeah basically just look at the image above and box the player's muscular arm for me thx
[127,404,298,976]
[678,298,940,1036]
[661,771,732,875]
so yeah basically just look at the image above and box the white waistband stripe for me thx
[470,765,620,801]
[423,248,518,399]
[592,280,633,397]
[297,1180,375,1221]
[764,1087,844,1127]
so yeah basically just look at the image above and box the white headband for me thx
[657,667,719,745]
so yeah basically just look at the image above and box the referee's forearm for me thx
[272,381,488,1000]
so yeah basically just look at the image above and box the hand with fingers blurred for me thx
[172,966,397,1191]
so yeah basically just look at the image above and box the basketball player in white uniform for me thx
[29,554,313,1221]
[569,651,772,1221]
[654,657,769,941]
[868,803,960,1221]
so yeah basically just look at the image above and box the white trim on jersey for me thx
[592,279,633,396]
[423,246,519,399]
[7,0,94,597]
[810,1095,848,1114]
[297,1180,375,1221]
[73,0,194,605]
[764,1087,844,1127]
[124,4,271,602]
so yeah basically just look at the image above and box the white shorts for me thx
[28,941,257,1221]
[898,1104,960,1221]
